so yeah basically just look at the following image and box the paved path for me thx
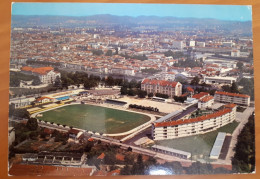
[215,107,254,165]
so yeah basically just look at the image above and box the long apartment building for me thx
[141,78,182,97]
[152,104,236,140]
[214,91,250,106]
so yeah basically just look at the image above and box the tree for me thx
[120,165,132,175]
[54,76,62,87]
[106,76,115,86]
[175,76,188,84]
[104,152,116,165]
[29,131,39,140]
[84,79,97,89]
[92,49,103,56]
[132,154,145,175]
[231,82,239,93]
[120,86,128,95]
[148,93,154,98]
[127,89,136,96]
[105,49,113,56]
[85,141,94,152]
[32,77,41,86]
[12,108,30,119]
[129,79,138,88]
[145,156,157,166]
[26,118,38,131]
[190,76,200,85]
[222,85,231,92]
[237,62,244,70]
[138,90,147,98]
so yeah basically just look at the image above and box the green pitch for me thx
[37,104,150,134]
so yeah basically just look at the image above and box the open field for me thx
[119,96,185,113]
[155,121,239,160]
[37,104,150,134]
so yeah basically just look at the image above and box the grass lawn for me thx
[38,104,150,134]
[155,121,239,160]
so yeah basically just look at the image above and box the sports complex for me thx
[36,104,151,134]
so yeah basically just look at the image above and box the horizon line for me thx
[11,14,252,22]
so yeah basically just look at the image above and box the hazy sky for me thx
[12,3,252,21]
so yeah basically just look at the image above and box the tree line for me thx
[10,71,41,87]
[232,113,255,173]
[129,104,159,112]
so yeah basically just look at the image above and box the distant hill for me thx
[11,14,252,35]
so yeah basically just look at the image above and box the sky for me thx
[11,3,252,21]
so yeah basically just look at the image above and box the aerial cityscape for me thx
[8,3,255,176]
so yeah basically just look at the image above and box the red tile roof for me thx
[21,66,54,75]
[9,164,94,176]
[192,92,209,99]
[115,154,125,161]
[215,91,250,98]
[97,153,105,160]
[107,169,120,176]
[187,87,194,92]
[224,103,237,108]
[154,108,232,127]
[141,78,178,87]
[199,96,214,103]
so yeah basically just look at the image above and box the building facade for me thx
[21,66,61,84]
[198,96,214,109]
[172,40,186,50]
[141,78,182,97]
[203,76,237,84]
[152,104,236,140]
[214,91,250,106]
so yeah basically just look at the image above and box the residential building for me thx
[151,145,191,159]
[192,92,209,100]
[152,104,236,140]
[172,40,186,50]
[198,96,214,109]
[197,42,206,47]
[21,66,61,84]
[214,91,250,106]
[8,127,15,146]
[204,76,237,84]
[189,40,196,47]
[141,78,182,97]
[9,97,36,109]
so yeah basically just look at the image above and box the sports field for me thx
[37,104,150,134]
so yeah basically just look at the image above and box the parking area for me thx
[119,96,185,113]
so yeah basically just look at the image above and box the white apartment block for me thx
[197,42,206,47]
[141,78,182,97]
[152,104,236,140]
[110,67,135,76]
[21,66,61,84]
[172,40,186,50]
[214,91,250,106]
[204,76,237,84]
[189,40,196,47]
[198,96,214,109]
